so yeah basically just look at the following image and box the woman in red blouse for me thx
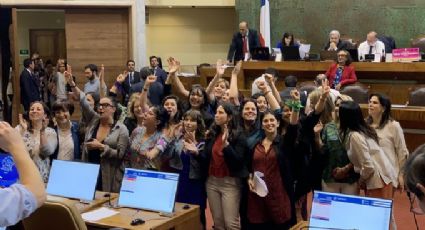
[325,50,357,90]
[246,90,300,230]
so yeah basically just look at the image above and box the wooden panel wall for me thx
[65,9,129,88]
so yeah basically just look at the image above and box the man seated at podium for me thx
[227,21,260,63]
[358,31,386,61]
[323,30,351,51]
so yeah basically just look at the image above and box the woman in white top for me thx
[338,100,396,199]
[16,102,58,183]
[366,93,409,191]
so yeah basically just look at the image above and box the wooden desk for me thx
[84,202,201,230]
[360,104,425,152]
[199,61,425,104]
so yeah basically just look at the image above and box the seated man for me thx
[251,67,279,96]
[357,31,386,61]
[279,75,307,105]
[0,121,46,227]
[227,21,260,63]
[323,30,352,51]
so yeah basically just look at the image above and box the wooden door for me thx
[65,9,129,88]
[11,8,20,126]
[29,29,66,65]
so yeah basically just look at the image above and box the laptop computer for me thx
[252,47,270,60]
[46,160,100,201]
[0,153,19,187]
[118,168,179,214]
[309,191,392,230]
[320,50,337,61]
[347,49,359,62]
[281,46,301,61]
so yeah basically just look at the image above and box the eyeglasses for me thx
[408,192,424,215]
[98,103,114,108]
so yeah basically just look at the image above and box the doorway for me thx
[30,29,66,65]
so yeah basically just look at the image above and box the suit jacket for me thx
[323,39,352,51]
[130,80,171,106]
[325,63,357,88]
[227,29,261,62]
[122,71,141,96]
[20,69,40,111]
[153,67,168,86]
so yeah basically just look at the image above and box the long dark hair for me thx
[208,102,239,141]
[404,144,425,200]
[182,110,205,142]
[188,86,210,111]
[339,101,378,143]
[366,93,393,129]
[151,106,170,132]
[281,32,295,46]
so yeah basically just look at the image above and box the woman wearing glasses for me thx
[66,67,129,193]
[325,50,357,90]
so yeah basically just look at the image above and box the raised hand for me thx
[222,124,229,148]
[99,64,105,80]
[216,59,226,76]
[18,114,28,132]
[256,79,268,93]
[264,73,274,84]
[232,61,242,76]
[167,57,180,74]
[321,78,331,97]
[183,139,198,155]
[290,89,301,101]
[116,73,125,83]
[0,121,26,153]
[145,75,157,87]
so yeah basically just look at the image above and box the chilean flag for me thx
[259,0,271,49]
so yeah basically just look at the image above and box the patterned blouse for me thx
[127,126,162,170]
[16,126,58,183]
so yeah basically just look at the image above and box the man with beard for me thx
[83,64,107,100]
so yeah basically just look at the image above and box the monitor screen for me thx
[0,153,19,187]
[118,169,179,214]
[46,160,100,201]
[309,191,392,230]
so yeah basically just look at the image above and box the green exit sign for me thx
[19,49,29,56]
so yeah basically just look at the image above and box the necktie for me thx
[243,36,248,54]
[369,45,373,54]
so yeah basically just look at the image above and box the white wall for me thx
[146,8,236,68]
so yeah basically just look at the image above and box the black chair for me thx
[408,85,425,106]
[340,83,370,104]
[378,35,396,53]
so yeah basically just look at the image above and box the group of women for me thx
[16,56,409,230]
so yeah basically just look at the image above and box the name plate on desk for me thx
[392,48,420,62]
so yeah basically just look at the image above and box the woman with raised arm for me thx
[166,57,214,127]
[65,67,129,192]
[16,102,57,183]
[205,60,230,106]
[246,90,300,230]
[201,102,248,230]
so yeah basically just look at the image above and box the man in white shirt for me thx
[358,31,386,61]
[0,121,46,227]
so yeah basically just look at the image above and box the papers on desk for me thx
[177,72,196,77]
[299,44,311,59]
[253,171,268,197]
[82,207,119,222]
[392,104,407,108]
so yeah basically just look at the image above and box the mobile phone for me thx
[0,152,19,187]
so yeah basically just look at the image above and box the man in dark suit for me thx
[121,60,141,105]
[149,56,168,86]
[323,30,352,51]
[20,58,40,112]
[227,21,261,63]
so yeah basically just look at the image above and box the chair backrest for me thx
[408,85,425,106]
[23,199,87,230]
[378,35,396,53]
[298,81,317,96]
[340,83,369,104]
[411,35,425,53]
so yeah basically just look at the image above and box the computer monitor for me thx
[309,191,392,230]
[46,160,100,201]
[118,168,179,214]
[281,46,301,61]
[252,47,270,60]
[347,49,359,62]
[0,153,19,187]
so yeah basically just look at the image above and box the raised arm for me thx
[167,57,189,97]
[289,89,301,125]
[140,75,156,112]
[257,79,280,111]
[205,60,226,101]
[314,79,331,115]
[265,73,282,103]
[229,61,242,103]
[99,64,107,98]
